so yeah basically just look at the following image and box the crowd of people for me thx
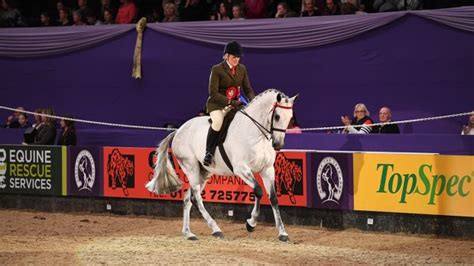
[3,107,77,146]
[0,0,472,27]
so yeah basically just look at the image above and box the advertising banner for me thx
[353,154,474,217]
[0,145,65,195]
[68,147,103,197]
[308,152,353,210]
[103,146,307,206]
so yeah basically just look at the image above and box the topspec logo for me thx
[74,150,96,192]
[107,148,135,196]
[0,149,6,189]
[316,157,343,204]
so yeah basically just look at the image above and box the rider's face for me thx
[227,54,240,67]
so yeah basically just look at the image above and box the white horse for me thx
[146,89,298,242]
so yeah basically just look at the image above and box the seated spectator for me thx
[58,7,73,26]
[275,2,297,18]
[244,0,268,19]
[17,113,29,128]
[85,9,102,25]
[162,2,180,22]
[33,108,57,145]
[322,0,341,15]
[216,1,230,20]
[4,106,24,128]
[103,8,115,24]
[0,0,26,27]
[301,0,321,17]
[23,108,43,144]
[40,11,55,26]
[341,103,374,134]
[287,116,302,134]
[57,115,77,146]
[100,0,117,21]
[341,2,358,14]
[461,111,474,135]
[373,0,422,12]
[231,4,245,20]
[372,107,400,134]
[72,9,86,26]
[116,0,137,24]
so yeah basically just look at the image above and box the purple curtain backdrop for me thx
[0,9,473,139]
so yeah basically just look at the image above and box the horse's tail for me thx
[145,131,183,194]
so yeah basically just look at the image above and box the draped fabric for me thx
[0,7,472,58]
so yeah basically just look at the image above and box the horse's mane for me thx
[245,89,289,108]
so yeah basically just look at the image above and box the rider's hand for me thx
[230,100,242,107]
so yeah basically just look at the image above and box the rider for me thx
[203,41,256,166]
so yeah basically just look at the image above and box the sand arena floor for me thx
[0,210,472,264]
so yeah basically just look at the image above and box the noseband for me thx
[239,103,293,141]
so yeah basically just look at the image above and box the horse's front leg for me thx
[234,167,262,232]
[260,166,289,242]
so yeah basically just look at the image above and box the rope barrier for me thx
[0,105,472,132]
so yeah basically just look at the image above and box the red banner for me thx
[103,147,307,207]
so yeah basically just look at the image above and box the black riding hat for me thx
[223,41,243,57]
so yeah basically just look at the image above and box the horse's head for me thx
[270,93,298,150]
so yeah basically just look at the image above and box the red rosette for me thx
[226,87,238,100]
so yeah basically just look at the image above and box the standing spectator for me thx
[244,0,269,19]
[116,0,137,24]
[301,0,321,16]
[162,2,180,22]
[341,103,374,134]
[0,0,26,27]
[58,7,73,25]
[231,4,245,20]
[103,8,115,24]
[372,107,400,134]
[275,2,297,18]
[57,116,77,146]
[461,111,474,135]
[322,0,341,15]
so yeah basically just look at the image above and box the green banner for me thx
[0,145,64,195]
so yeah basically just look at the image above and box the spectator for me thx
[373,0,422,12]
[0,0,26,27]
[244,0,269,19]
[100,0,117,21]
[72,9,86,25]
[231,4,245,20]
[216,1,230,20]
[180,0,208,21]
[341,2,358,14]
[287,116,302,134]
[162,2,180,22]
[116,0,137,24]
[23,108,43,144]
[103,8,115,24]
[322,0,341,15]
[40,11,55,26]
[301,0,321,17]
[461,111,474,135]
[372,107,400,134]
[17,113,29,128]
[58,7,73,26]
[57,115,77,146]
[85,9,102,25]
[341,103,374,134]
[32,108,57,145]
[275,2,297,18]
[4,106,24,128]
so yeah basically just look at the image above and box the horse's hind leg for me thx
[182,189,197,240]
[260,166,289,242]
[189,182,223,238]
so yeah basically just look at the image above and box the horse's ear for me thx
[277,93,282,103]
[290,94,299,103]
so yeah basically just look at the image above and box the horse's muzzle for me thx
[273,141,283,150]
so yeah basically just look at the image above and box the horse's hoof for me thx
[278,235,289,242]
[212,231,224,238]
[187,236,198,241]
[245,221,255,232]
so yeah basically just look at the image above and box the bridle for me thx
[238,102,293,141]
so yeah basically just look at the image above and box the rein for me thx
[238,103,293,141]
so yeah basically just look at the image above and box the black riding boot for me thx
[203,127,220,166]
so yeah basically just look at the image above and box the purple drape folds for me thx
[0,7,472,58]
[0,24,135,58]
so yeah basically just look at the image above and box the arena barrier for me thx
[0,144,472,237]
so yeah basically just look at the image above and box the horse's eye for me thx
[274,114,280,121]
